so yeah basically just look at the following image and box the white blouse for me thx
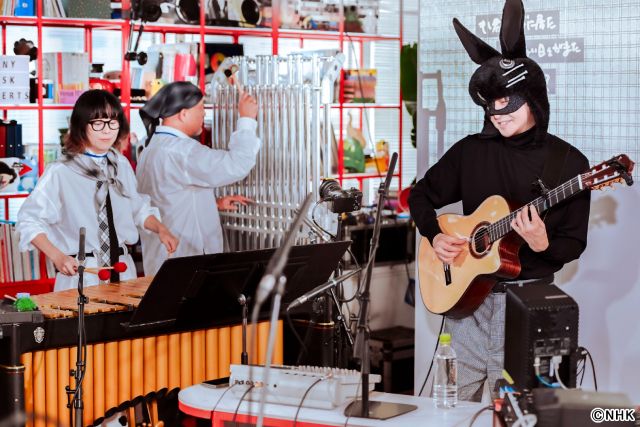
[16,151,160,291]
[136,121,260,276]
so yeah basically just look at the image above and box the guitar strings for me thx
[470,175,582,247]
[475,175,581,243]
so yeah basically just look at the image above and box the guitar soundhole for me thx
[471,225,491,256]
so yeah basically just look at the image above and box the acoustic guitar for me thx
[418,154,635,317]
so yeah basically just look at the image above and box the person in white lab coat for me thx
[137,81,260,276]
[17,90,179,291]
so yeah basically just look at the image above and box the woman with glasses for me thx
[16,89,179,291]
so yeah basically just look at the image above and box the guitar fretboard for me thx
[485,174,584,243]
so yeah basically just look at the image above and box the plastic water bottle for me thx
[433,333,458,408]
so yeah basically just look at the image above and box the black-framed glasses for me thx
[89,119,120,131]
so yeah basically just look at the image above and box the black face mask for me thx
[482,93,527,115]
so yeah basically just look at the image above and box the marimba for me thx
[0,277,283,427]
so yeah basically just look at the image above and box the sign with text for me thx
[476,10,560,37]
[527,38,584,63]
[0,56,30,104]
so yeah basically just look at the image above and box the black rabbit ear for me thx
[452,18,501,64]
[500,0,527,58]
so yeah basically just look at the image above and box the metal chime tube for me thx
[310,55,322,199]
[211,53,341,251]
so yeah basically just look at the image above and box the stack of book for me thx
[0,221,54,283]
[342,69,377,103]
[42,52,89,104]
[2,0,34,16]
[0,120,23,158]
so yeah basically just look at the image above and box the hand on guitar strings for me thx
[432,233,468,264]
[511,204,549,252]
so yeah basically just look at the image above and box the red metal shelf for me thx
[0,15,125,29]
[40,17,125,30]
[0,1,405,291]
[0,15,37,25]
[278,28,400,42]
[136,22,274,37]
[333,172,401,180]
[333,103,402,109]
[0,104,75,110]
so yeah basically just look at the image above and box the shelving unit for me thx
[0,0,404,293]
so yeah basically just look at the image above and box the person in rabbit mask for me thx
[409,0,590,401]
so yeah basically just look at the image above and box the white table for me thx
[179,383,494,427]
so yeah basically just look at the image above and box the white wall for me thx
[415,0,640,403]
[558,187,640,399]
[344,264,415,332]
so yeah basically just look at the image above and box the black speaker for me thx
[505,284,579,390]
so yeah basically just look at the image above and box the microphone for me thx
[287,268,361,310]
[78,227,86,269]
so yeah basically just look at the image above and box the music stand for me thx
[124,241,351,331]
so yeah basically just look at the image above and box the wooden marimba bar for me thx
[1,277,283,427]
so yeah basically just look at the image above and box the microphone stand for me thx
[286,268,359,350]
[66,227,87,427]
[238,295,249,365]
[252,193,314,427]
[344,153,417,419]
[301,214,355,362]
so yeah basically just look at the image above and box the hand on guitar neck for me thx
[510,205,549,252]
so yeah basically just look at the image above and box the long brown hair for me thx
[63,90,129,156]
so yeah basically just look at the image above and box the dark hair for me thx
[139,81,203,139]
[63,89,130,156]
[0,161,17,184]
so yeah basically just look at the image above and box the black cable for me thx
[344,375,362,427]
[312,201,336,239]
[418,315,445,396]
[293,378,324,427]
[209,383,237,425]
[310,200,363,304]
[576,346,597,391]
[338,251,362,304]
[576,355,585,387]
[579,362,587,388]
[233,384,255,427]
[584,348,598,391]
[468,405,494,427]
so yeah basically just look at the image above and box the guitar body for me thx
[417,153,635,317]
[418,195,522,318]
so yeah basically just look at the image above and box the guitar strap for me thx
[538,140,570,221]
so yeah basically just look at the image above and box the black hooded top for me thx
[408,129,591,280]
[408,0,591,279]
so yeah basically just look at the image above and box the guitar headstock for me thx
[582,154,635,190]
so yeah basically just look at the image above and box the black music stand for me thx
[124,242,351,331]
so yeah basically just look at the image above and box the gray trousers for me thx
[443,293,506,402]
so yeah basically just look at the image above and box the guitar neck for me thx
[489,175,584,243]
